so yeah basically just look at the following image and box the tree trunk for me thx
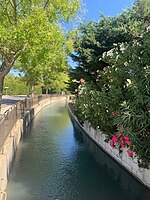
[0,59,14,98]
[46,86,49,94]
[31,85,35,97]
[0,76,4,113]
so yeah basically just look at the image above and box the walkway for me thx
[0,95,27,114]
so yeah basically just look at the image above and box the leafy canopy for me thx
[0,0,81,95]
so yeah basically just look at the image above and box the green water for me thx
[7,101,150,200]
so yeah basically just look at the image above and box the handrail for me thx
[0,94,66,152]
[0,106,14,121]
[0,94,57,151]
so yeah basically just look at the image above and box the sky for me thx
[82,0,135,21]
[65,0,135,29]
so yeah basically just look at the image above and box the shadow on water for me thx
[72,119,150,200]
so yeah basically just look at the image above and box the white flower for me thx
[124,62,128,66]
[107,49,114,57]
[126,79,132,87]
[121,101,127,106]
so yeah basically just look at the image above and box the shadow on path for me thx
[0,99,19,105]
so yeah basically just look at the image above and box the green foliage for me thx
[4,74,42,95]
[71,0,149,86]
[0,0,81,95]
[112,33,150,168]
[48,70,70,93]
[4,74,27,95]
[75,84,117,133]
[74,1,150,168]
[71,16,131,83]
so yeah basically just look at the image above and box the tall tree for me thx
[15,23,74,96]
[71,0,150,86]
[47,70,70,93]
[0,0,81,98]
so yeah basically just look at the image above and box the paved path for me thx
[0,95,27,114]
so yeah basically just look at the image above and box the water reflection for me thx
[7,102,150,200]
[72,119,150,200]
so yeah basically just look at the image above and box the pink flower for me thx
[125,140,131,145]
[110,141,115,148]
[80,78,85,84]
[148,110,150,113]
[111,112,115,116]
[121,112,124,115]
[124,136,131,145]
[112,135,118,142]
[120,137,125,148]
[124,136,129,140]
[127,150,134,157]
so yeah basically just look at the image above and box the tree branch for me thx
[0,56,14,79]
[44,0,50,10]
[8,0,14,8]
[14,43,28,60]
[12,0,17,24]
[16,0,23,7]
[5,6,14,25]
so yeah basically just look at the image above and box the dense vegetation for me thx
[4,74,41,95]
[3,71,71,95]
[0,0,81,97]
[71,0,150,168]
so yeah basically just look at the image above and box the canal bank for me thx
[0,96,67,200]
[68,104,150,189]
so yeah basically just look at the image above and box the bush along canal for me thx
[7,102,150,200]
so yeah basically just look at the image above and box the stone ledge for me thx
[68,104,150,189]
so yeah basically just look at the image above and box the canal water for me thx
[7,101,150,200]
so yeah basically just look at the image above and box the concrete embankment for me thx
[0,96,67,200]
[68,105,150,189]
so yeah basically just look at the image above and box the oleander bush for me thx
[73,0,150,168]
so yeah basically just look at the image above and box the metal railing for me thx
[0,94,59,151]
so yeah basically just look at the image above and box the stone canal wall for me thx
[0,96,67,200]
[68,105,150,189]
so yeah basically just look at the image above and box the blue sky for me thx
[82,0,135,21]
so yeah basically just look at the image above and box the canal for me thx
[7,101,150,200]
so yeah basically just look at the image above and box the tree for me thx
[4,74,27,95]
[48,71,70,93]
[0,0,81,98]
[71,17,133,85]
[71,0,150,87]
[15,22,74,96]
[73,0,150,167]
[4,74,41,95]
